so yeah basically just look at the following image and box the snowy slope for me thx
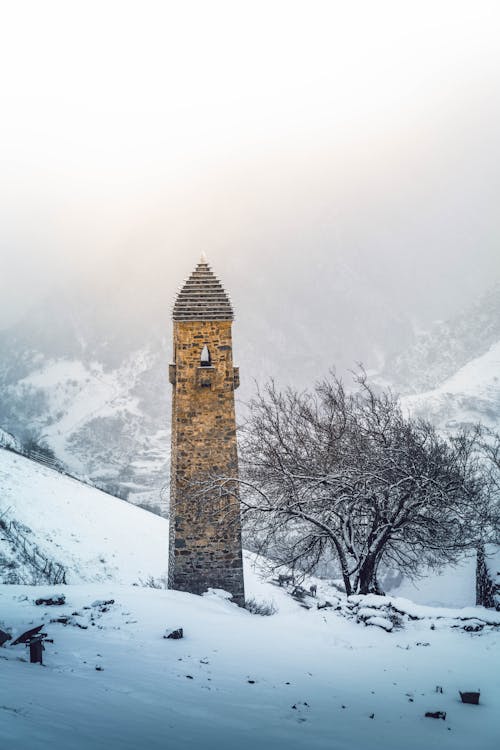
[384,283,500,394]
[402,340,500,430]
[0,449,169,584]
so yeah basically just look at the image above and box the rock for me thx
[35,595,66,606]
[317,600,333,610]
[0,629,12,647]
[425,711,446,720]
[164,628,183,640]
[364,615,393,632]
[463,623,484,633]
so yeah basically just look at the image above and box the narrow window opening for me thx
[200,344,211,367]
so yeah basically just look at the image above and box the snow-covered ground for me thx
[1,582,499,750]
[389,556,477,608]
[1,449,499,749]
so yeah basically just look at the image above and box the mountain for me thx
[382,284,500,395]
[0,281,171,510]
[402,340,500,431]
[378,283,500,432]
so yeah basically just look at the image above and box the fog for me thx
[1,0,499,339]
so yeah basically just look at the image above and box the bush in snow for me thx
[139,575,169,589]
[244,597,277,616]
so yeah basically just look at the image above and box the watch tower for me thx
[168,256,245,605]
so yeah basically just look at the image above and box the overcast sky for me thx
[1,0,499,328]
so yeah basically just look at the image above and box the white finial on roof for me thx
[200,251,208,264]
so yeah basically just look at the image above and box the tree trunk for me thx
[331,540,352,596]
[476,543,497,609]
[356,556,378,595]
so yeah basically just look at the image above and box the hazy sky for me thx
[1,0,499,327]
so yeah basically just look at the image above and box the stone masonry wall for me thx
[168,320,245,606]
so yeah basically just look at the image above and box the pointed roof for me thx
[172,257,234,321]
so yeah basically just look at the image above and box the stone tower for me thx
[168,256,245,606]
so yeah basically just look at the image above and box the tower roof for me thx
[173,257,234,321]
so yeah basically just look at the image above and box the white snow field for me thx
[1,448,499,750]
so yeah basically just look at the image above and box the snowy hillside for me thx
[383,284,500,395]
[402,341,500,431]
[0,449,169,585]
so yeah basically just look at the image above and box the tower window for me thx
[200,344,211,367]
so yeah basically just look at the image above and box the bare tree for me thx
[227,372,487,595]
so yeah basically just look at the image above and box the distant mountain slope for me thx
[402,340,500,431]
[0,339,171,511]
[383,284,500,395]
[0,281,172,510]
[0,448,169,584]
[1,350,170,506]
